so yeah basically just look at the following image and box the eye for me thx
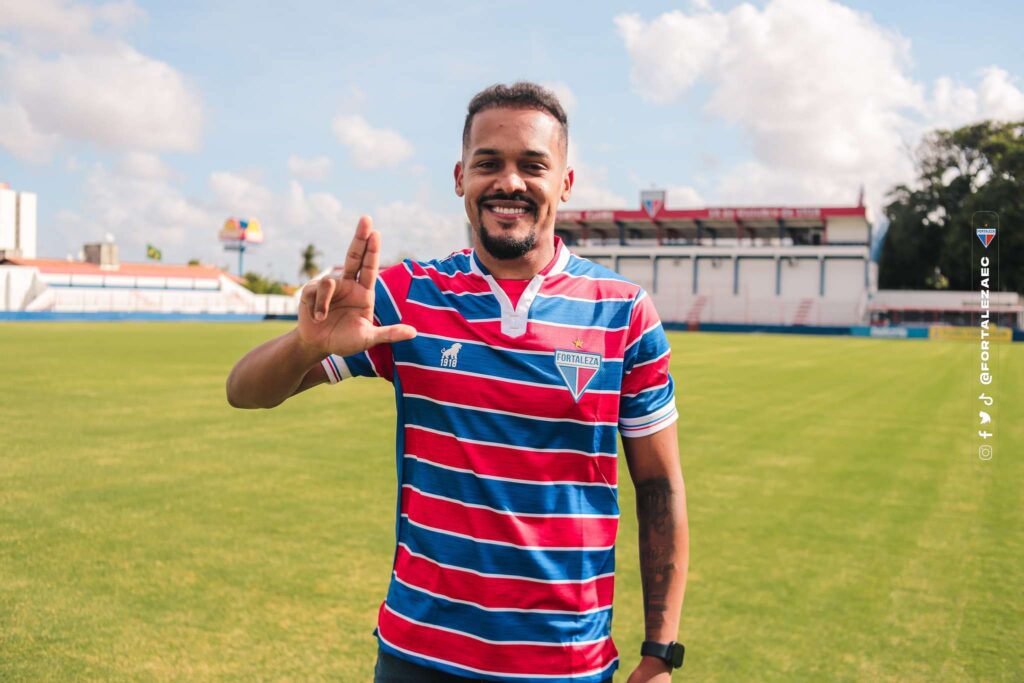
[475,160,498,169]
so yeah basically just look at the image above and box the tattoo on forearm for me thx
[636,476,675,633]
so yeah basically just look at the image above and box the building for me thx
[0,183,37,259]
[553,196,873,327]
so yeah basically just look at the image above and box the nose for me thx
[493,168,527,195]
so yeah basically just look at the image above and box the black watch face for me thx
[671,642,685,668]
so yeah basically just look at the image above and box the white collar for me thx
[469,238,570,338]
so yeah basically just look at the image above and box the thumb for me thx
[366,324,417,347]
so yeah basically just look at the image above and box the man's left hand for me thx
[625,656,673,682]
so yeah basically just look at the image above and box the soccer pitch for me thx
[1,323,1021,682]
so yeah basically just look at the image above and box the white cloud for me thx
[0,101,59,163]
[6,46,202,153]
[0,0,144,52]
[53,160,217,265]
[977,67,1024,120]
[929,67,1024,129]
[372,201,467,263]
[287,154,333,181]
[59,154,467,280]
[0,0,201,161]
[209,171,277,219]
[666,185,704,207]
[332,114,414,170]
[563,142,629,209]
[616,0,1024,215]
[117,151,174,181]
[57,163,355,279]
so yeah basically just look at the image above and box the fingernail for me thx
[315,312,324,321]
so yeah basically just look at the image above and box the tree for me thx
[242,271,286,295]
[300,243,321,281]
[879,120,1024,295]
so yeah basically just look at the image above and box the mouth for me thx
[480,197,535,223]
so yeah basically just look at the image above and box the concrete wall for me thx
[0,265,40,310]
[575,245,870,326]
[778,258,820,298]
[827,215,870,244]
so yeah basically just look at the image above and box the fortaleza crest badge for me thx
[976,227,996,249]
[554,349,602,401]
[641,189,665,220]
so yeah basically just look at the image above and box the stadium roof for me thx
[557,205,865,223]
[0,257,236,282]
[554,203,868,244]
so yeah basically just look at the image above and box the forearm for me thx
[226,328,325,409]
[636,470,689,642]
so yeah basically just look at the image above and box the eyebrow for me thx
[471,148,551,159]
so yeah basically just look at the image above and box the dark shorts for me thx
[373,649,614,682]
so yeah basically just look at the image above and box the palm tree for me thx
[300,243,321,281]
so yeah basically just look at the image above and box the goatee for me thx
[477,222,537,260]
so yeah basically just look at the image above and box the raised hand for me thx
[297,215,416,358]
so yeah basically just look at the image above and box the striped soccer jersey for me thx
[321,238,677,682]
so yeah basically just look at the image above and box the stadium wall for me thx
[574,246,869,327]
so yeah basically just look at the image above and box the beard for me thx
[477,221,537,260]
[475,193,538,260]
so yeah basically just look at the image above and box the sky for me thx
[2,0,1022,282]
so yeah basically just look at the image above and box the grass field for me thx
[1,323,1021,682]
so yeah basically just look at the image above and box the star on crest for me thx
[573,338,584,349]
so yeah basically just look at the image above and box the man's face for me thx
[455,107,573,260]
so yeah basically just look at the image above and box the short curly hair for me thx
[462,81,569,154]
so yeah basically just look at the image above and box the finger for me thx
[342,215,373,281]
[367,324,417,347]
[313,277,336,321]
[357,230,381,290]
[300,281,318,318]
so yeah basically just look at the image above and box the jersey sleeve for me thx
[320,263,411,385]
[618,289,678,438]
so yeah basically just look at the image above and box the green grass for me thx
[1,323,1021,681]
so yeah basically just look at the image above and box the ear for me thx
[454,161,465,197]
[560,167,574,203]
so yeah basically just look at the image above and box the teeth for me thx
[491,206,526,215]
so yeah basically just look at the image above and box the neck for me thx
[475,237,556,279]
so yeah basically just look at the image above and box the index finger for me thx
[357,230,381,290]
[342,215,373,281]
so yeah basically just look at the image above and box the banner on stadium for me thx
[929,325,1012,343]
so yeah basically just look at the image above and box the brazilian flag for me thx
[146,244,162,261]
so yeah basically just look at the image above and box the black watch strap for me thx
[641,640,685,669]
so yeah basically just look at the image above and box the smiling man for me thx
[227,82,689,683]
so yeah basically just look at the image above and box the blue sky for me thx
[2,0,1021,281]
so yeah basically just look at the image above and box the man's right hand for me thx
[297,215,417,359]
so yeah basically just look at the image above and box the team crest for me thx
[641,189,665,219]
[554,349,602,402]
[976,227,996,249]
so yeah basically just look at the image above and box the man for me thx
[227,82,688,683]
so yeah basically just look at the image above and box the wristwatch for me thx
[641,640,685,669]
